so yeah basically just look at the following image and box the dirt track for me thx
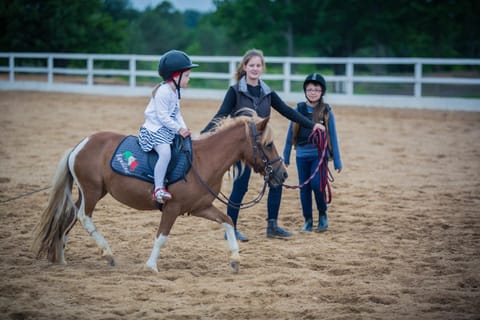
[0,91,479,319]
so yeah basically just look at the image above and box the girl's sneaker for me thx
[154,187,172,203]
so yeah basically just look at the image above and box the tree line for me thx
[1,0,479,58]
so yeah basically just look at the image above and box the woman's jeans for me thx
[227,162,283,228]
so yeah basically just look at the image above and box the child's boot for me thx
[315,212,328,232]
[154,187,172,203]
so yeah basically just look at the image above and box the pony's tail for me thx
[31,148,78,263]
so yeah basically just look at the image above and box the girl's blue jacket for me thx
[283,104,342,171]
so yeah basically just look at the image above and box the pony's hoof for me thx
[230,260,240,273]
[144,263,159,273]
[102,254,116,266]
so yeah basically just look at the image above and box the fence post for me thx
[9,54,14,82]
[229,60,236,86]
[414,62,422,97]
[47,56,53,84]
[87,57,93,86]
[129,56,136,88]
[346,60,354,95]
[283,60,291,94]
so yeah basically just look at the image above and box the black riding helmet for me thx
[158,50,198,81]
[303,73,327,97]
[158,50,198,99]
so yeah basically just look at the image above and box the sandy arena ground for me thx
[0,91,479,319]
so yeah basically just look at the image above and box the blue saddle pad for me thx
[110,135,192,186]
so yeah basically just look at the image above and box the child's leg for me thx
[311,159,327,213]
[153,143,171,189]
[312,164,328,232]
[296,156,314,221]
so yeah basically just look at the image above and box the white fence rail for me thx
[1,52,479,111]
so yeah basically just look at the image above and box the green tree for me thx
[0,0,127,53]
[212,0,479,58]
[392,0,480,58]
[123,1,187,54]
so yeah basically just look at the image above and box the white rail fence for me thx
[1,53,479,111]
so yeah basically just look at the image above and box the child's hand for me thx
[178,128,191,137]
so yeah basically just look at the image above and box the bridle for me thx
[248,121,283,175]
[189,120,282,209]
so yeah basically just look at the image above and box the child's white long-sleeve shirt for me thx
[142,83,186,133]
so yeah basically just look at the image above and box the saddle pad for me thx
[110,135,192,186]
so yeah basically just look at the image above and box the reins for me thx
[191,167,269,210]
[283,128,333,204]
[188,120,279,210]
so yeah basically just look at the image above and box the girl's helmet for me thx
[303,73,327,95]
[158,50,198,81]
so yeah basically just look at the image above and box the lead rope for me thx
[0,186,51,204]
[283,128,333,204]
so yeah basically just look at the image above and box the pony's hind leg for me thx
[69,139,115,266]
[75,195,115,266]
[57,211,78,264]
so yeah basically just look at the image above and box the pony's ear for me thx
[257,117,270,131]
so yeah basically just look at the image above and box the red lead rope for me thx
[283,128,332,204]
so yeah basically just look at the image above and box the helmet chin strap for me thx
[173,72,183,99]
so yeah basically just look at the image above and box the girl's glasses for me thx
[306,89,322,93]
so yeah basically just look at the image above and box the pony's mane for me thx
[198,112,274,181]
[199,110,273,145]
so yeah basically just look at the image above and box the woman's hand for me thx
[313,123,326,131]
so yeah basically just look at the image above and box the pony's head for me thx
[243,116,288,187]
[203,112,288,187]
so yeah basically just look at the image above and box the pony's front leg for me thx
[223,222,240,273]
[145,207,179,272]
[191,206,240,273]
[145,234,168,272]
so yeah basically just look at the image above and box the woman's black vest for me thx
[230,77,272,118]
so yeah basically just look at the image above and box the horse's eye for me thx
[265,142,273,150]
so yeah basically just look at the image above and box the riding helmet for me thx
[158,50,199,81]
[303,73,327,95]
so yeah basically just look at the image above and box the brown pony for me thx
[31,116,287,272]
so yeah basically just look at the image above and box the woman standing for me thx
[201,49,325,241]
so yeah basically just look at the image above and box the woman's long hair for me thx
[235,49,266,82]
